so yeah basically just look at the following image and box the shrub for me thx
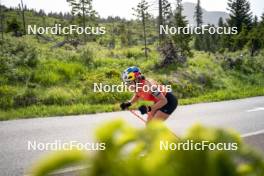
[80,46,95,66]
[0,38,38,68]
[0,85,17,109]
[31,120,264,176]
[14,88,38,107]
[0,38,38,83]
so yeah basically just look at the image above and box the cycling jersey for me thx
[135,79,167,103]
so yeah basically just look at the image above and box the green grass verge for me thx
[180,86,264,105]
[1,85,263,121]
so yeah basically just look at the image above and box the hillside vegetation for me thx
[0,33,263,120]
[0,1,264,120]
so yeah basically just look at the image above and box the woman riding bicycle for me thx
[120,66,178,122]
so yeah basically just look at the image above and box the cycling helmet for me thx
[122,66,141,84]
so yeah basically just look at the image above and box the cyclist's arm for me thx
[129,94,140,104]
[151,93,167,111]
[145,80,167,111]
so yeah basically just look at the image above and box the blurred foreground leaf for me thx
[31,119,264,176]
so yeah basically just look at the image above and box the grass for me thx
[180,85,264,105]
[0,35,264,121]
[0,104,120,121]
[0,85,263,121]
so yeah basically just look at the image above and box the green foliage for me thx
[0,0,263,120]
[6,17,22,36]
[30,120,264,176]
[0,85,17,109]
[40,87,76,106]
[132,0,151,58]
[0,37,38,66]
[0,38,38,84]
[0,104,120,121]
[14,88,38,107]
[227,0,252,33]
[194,0,203,26]
[247,25,264,56]
[0,28,263,120]
[79,46,95,66]
[31,150,86,176]
[171,0,192,57]
[32,60,85,86]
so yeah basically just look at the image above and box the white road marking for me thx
[25,166,89,176]
[241,129,264,137]
[246,107,264,112]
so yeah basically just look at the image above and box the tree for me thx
[158,0,163,42]
[218,17,224,27]
[217,17,227,52]
[38,9,46,17]
[0,0,4,40]
[227,0,252,33]
[247,27,262,56]
[172,0,192,57]
[158,0,173,43]
[19,0,26,34]
[247,16,263,56]
[118,22,133,47]
[159,0,192,67]
[67,0,98,41]
[261,12,264,24]
[7,17,22,37]
[162,0,172,26]
[232,24,248,50]
[194,0,203,27]
[193,0,203,51]
[252,15,258,27]
[133,0,151,58]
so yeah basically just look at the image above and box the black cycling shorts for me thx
[158,92,178,115]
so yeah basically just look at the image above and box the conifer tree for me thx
[67,0,97,41]
[194,0,203,27]
[172,0,192,57]
[193,0,203,51]
[133,0,150,58]
[0,0,4,40]
[227,0,252,33]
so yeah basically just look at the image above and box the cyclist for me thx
[120,66,178,122]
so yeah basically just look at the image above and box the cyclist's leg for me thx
[152,110,170,121]
[147,111,155,122]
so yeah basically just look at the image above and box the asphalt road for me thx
[0,96,264,176]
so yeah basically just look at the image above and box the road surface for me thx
[0,96,264,176]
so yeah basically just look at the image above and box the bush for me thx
[31,120,264,176]
[80,46,95,66]
[0,38,38,83]
[14,88,38,107]
[0,38,38,68]
[0,85,17,109]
